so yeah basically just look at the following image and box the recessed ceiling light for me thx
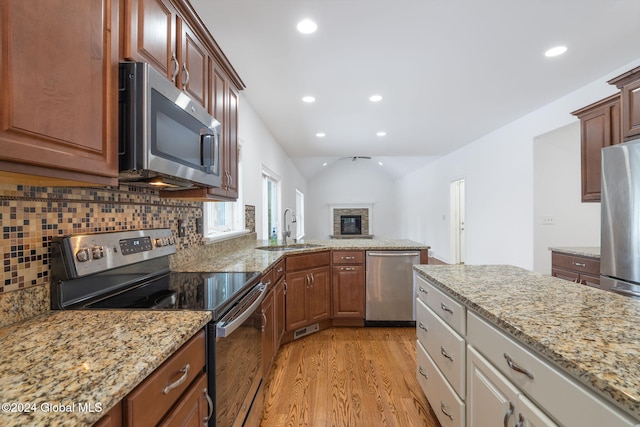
[544,46,567,57]
[378,161,384,166]
[369,94,383,102]
[322,162,328,167]
[316,132,326,138]
[297,19,317,34]
[302,96,316,103]
[376,131,386,137]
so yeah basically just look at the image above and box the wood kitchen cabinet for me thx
[331,251,365,325]
[94,402,123,427]
[285,251,331,333]
[609,66,640,142]
[0,0,119,187]
[262,259,286,378]
[572,94,621,202]
[551,251,601,289]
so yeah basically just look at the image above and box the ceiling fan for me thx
[339,156,372,162]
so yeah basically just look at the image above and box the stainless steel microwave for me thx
[118,62,221,189]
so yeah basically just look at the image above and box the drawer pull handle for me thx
[418,366,429,379]
[440,302,453,314]
[572,262,586,267]
[440,346,454,361]
[277,267,284,273]
[418,287,428,296]
[504,402,514,427]
[503,353,534,379]
[342,256,355,260]
[440,402,453,420]
[163,364,190,394]
[264,279,272,286]
[343,267,356,271]
[418,322,428,332]
[203,387,214,423]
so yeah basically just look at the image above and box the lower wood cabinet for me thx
[331,250,365,324]
[93,329,211,427]
[551,251,600,289]
[285,265,331,331]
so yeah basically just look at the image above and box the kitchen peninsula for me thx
[414,264,640,426]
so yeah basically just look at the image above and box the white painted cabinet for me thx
[468,345,557,427]
[414,272,638,427]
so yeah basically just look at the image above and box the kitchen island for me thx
[0,310,211,426]
[413,264,640,424]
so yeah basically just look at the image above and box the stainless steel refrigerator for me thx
[601,139,640,298]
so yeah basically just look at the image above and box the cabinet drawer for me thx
[415,274,466,335]
[159,372,211,427]
[262,268,275,291]
[286,250,330,271]
[551,252,600,275]
[416,298,465,398]
[416,341,465,427]
[332,250,364,265]
[467,312,636,427]
[125,330,206,427]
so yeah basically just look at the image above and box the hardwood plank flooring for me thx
[261,327,441,427]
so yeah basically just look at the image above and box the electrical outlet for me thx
[177,219,186,237]
[542,215,555,225]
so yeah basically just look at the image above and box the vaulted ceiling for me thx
[192,0,640,178]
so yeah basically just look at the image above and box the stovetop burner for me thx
[49,229,262,321]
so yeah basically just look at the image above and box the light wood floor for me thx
[261,327,441,427]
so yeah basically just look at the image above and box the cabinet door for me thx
[123,0,178,81]
[262,289,275,377]
[573,95,621,202]
[94,402,122,427]
[177,17,208,108]
[621,78,640,141]
[516,394,558,427]
[158,373,211,427]
[285,271,308,331]
[308,266,331,323]
[275,277,286,347]
[332,265,365,318]
[551,267,579,283]
[0,0,118,186]
[467,346,520,427]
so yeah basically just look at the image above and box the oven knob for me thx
[76,248,91,262]
[92,246,104,259]
[155,238,164,247]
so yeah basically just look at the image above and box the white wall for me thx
[533,123,600,274]
[396,57,640,269]
[237,94,307,239]
[305,159,397,239]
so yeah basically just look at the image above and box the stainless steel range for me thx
[50,229,265,427]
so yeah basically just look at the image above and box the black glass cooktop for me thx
[82,271,261,321]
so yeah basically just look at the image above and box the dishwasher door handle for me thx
[367,252,420,257]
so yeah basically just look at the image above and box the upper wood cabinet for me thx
[0,0,119,186]
[608,66,640,142]
[571,94,621,202]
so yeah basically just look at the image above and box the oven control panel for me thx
[60,229,177,278]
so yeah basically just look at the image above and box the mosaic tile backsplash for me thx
[1,183,203,294]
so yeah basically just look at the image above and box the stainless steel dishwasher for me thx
[365,250,420,326]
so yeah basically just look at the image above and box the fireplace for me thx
[330,205,373,239]
[340,215,362,235]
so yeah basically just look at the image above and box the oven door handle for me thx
[216,284,267,338]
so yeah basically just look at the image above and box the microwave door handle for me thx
[213,129,220,176]
[200,132,214,172]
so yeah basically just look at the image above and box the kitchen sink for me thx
[255,243,324,251]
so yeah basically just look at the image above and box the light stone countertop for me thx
[549,246,600,258]
[171,238,429,273]
[413,264,640,421]
[0,310,211,427]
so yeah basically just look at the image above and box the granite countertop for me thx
[413,264,640,421]
[549,246,600,258]
[171,238,428,273]
[0,310,211,426]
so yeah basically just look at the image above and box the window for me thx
[262,169,280,240]
[203,147,245,241]
[295,189,305,239]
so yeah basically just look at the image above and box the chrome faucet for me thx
[282,208,296,244]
